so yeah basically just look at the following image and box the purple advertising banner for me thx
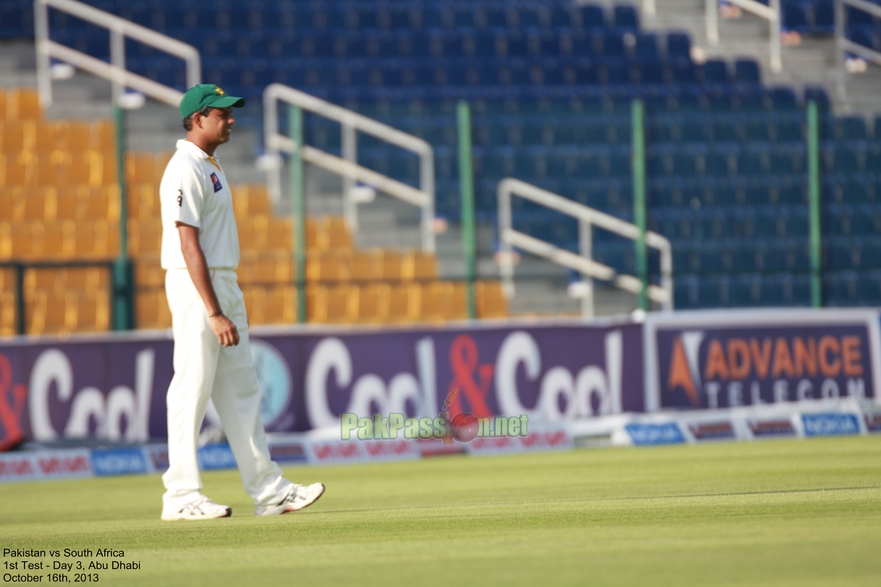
[0,321,643,445]
[645,309,881,411]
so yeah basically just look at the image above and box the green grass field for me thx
[2,436,880,586]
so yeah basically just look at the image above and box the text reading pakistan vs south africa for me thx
[3,548,141,583]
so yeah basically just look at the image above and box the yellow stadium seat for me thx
[306,250,351,283]
[352,284,385,324]
[350,250,381,283]
[377,249,402,281]
[306,285,325,323]
[416,281,445,323]
[266,217,293,250]
[125,152,156,186]
[1,154,31,187]
[1,223,31,259]
[0,91,5,122]
[79,150,116,186]
[232,184,272,219]
[0,188,13,219]
[81,185,121,222]
[0,266,14,292]
[64,266,110,292]
[54,186,79,220]
[23,267,59,296]
[324,285,355,323]
[254,251,292,283]
[1,121,35,153]
[26,291,68,335]
[33,122,61,154]
[63,121,90,153]
[90,121,115,153]
[259,285,296,324]
[135,288,171,330]
[386,283,418,323]
[155,152,172,176]
[134,258,164,288]
[0,291,16,336]
[127,184,159,221]
[13,186,51,221]
[33,154,64,186]
[66,153,93,186]
[67,290,110,332]
[401,250,437,281]
[31,222,67,258]
[72,220,118,259]
[6,89,41,121]
[319,216,352,251]
[128,220,162,257]
[476,281,508,319]
[445,281,468,321]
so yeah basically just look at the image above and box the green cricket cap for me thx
[179,84,245,119]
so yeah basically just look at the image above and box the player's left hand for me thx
[210,314,240,347]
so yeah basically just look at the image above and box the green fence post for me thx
[632,99,648,312]
[15,263,25,335]
[112,102,132,330]
[457,101,477,320]
[290,105,307,324]
[807,100,822,308]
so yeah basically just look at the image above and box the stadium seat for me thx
[612,5,639,30]
[734,59,761,84]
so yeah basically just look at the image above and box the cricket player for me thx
[158,84,324,520]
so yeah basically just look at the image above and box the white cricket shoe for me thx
[161,495,232,521]
[256,483,325,516]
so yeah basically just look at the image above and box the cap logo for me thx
[214,86,226,96]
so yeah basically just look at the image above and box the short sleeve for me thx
[171,163,204,229]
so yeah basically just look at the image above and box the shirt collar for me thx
[176,139,222,168]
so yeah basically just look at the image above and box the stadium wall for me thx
[1,308,880,480]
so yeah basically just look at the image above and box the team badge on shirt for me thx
[210,172,223,193]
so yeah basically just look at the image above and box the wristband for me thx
[209,311,224,318]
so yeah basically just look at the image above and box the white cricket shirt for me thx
[159,139,240,270]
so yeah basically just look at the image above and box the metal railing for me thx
[836,0,881,101]
[263,84,436,254]
[34,0,200,108]
[497,178,673,318]
[706,0,782,73]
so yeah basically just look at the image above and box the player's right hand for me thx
[210,314,240,347]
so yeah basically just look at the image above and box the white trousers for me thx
[162,268,290,510]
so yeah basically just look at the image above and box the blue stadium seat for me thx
[734,59,761,84]
[767,87,798,109]
[579,4,606,30]
[824,270,859,306]
[857,270,881,304]
[669,58,695,83]
[550,6,573,28]
[825,238,857,269]
[601,31,626,56]
[634,59,665,84]
[634,33,659,58]
[666,32,691,59]
[613,5,640,30]
[699,59,729,83]
[814,0,835,33]
[783,2,810,32]
[773,114,803,142]
[803,85,830,110]
[846,5,874,26]
[835,116,868,141]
